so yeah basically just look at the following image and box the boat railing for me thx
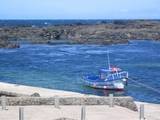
[84,79,114,86]
[106,71,128,81]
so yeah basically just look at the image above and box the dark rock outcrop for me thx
[0,36,20,48]
[30,92,41,97]
[0,20,160,48]
[0,91,29,97]
[6,43,20,48]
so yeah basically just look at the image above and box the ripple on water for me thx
[0,40,160,103]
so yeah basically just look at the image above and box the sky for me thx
[0,0,160,19]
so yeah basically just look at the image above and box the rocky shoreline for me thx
[0,20,160,48]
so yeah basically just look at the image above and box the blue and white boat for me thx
[83,52,128,90]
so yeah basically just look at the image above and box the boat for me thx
[83,52,128,90]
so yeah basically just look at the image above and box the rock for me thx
[0,39,20,48]
[0,90,28,97]
[0,20,160,47]
[30,93,41,97]
[6,43,20,49]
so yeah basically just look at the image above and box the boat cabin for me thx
[99,67,128,81]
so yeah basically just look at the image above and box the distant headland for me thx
[0,20,160,48]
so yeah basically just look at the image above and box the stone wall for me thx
[0,96,137,111]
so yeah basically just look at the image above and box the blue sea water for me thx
[0,20,159,27]
[0,40,160,103]
[0,20,112,27]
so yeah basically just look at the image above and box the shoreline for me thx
[0,82,86,97]
[0,81,159,105]
[0,82,159,120]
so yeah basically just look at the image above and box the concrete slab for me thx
[135,102,160,120]
[0,105,139,120]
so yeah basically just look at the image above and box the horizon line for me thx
[0,19,160,21]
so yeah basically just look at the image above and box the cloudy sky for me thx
[0,0,160,19]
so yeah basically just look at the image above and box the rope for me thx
[129,78,160,94]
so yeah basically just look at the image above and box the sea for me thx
[0,40,160,103]
[0,20,160,103]
[0,19,159,27]
[0,20,112,27]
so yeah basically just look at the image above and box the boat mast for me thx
[107,51,111,70]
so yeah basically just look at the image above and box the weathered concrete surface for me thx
[0,104,159,120]
[135,102,160,120]
[0,105,139,120]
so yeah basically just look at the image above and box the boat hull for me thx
[83,76,127,90]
